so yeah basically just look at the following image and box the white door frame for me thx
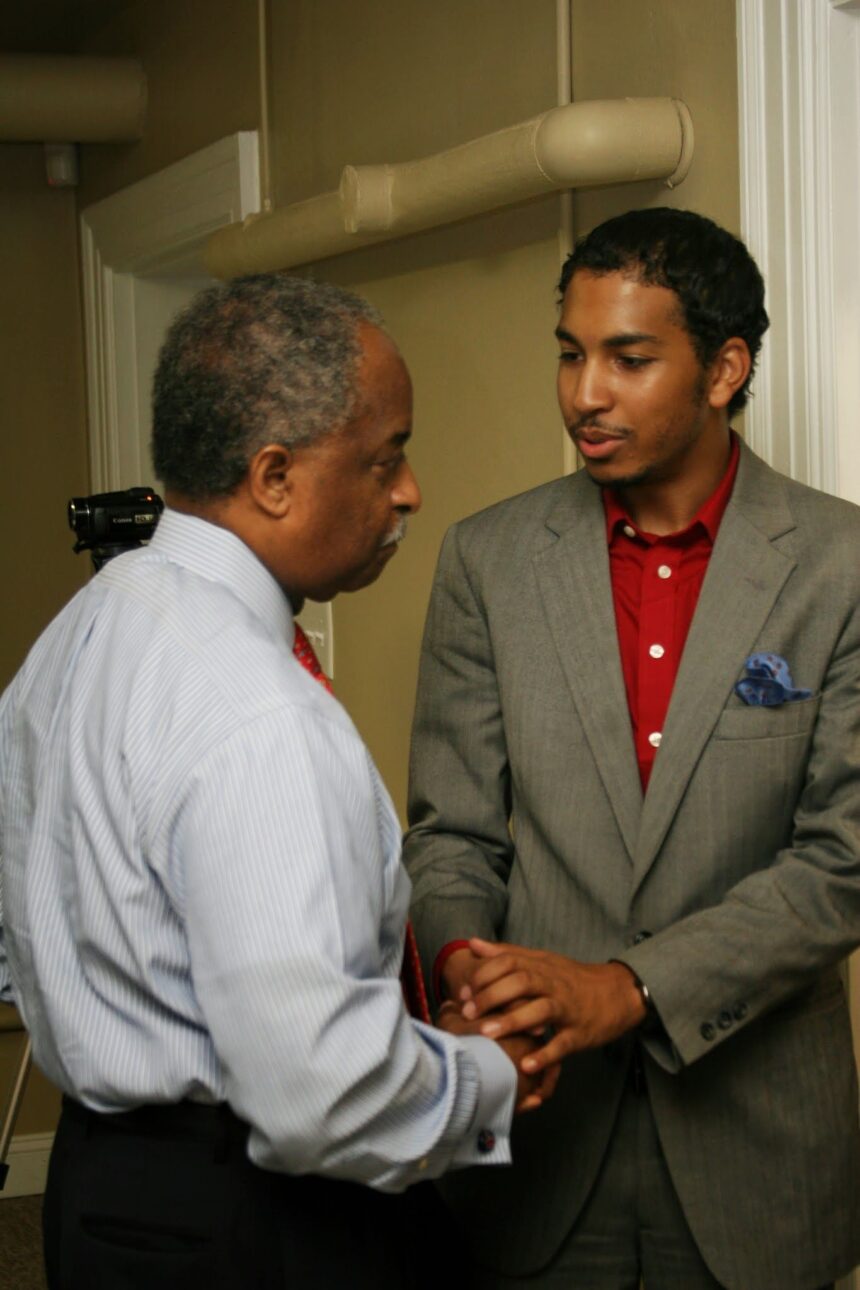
[737,6,860,1287]
[80,132,260,492]
[737,0,860,499]
[77,133,336,671]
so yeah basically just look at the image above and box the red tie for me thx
[292,623,431,1023]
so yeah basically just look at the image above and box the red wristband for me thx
[432,939,471,1006]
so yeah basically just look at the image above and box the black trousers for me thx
[44,1097,462,1290]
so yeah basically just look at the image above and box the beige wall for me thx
[270,0,557,202]
[70,0,741,815]
[329,216,564,812]
[2,0,742,1139]
[570,0,740,235]
[75,0,259,208]
[0,0,260,1147]
[270,0,564,811]
[0,142,90,1134]
[0,145,90,683]
[267,0,740,816]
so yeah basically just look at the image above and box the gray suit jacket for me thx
[404,442,860,1289]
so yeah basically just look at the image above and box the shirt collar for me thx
[148,507,295,646]
[603,430,740,547]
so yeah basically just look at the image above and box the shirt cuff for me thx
[449,1033,516,1167]
[432,939,471,1006]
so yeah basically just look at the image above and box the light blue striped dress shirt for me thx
[0,508,514,1190]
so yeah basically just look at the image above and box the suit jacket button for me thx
[476,1129,496,1154]
[632,930,652,945]
[700,1021,716,1042]
[717,1010,733,1030]
[733,1002,748,1021]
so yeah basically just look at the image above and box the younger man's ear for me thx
[247,444,293,518]
[707,338,752,411]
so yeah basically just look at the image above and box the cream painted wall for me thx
[328,215,564,812]
[268,0,741,815]
[267,0,563,811]
[570,0,740,236]
[0,143,90,1135]
[71,0,742,816]
[3,0,743,1141]
[0,145,90,685]
[75,0,259,208]
[269,0,558,203]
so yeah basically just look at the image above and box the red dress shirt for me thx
[432,434,740,1000]
[603,432,739,789]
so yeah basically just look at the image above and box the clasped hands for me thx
[436,939,646,1114]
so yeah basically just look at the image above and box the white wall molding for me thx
[737,0,860,499]
[736,0,774,465]
[0,1132,53,1199]
[80,132,260,491]
[739,13,860,1288]
[738,0,831,488]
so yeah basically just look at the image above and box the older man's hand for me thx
[458,937,647,1074]
[435,999,560,1112]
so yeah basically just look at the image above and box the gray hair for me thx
[151,274,384,499]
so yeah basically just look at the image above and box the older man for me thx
[405,209,860,1290]
[0,276,534,1289]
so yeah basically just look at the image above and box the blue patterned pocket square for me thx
[734,652,812,707]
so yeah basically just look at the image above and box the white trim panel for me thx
[737,0,860,497]
[80,132,260,492]
[737,0,836,489]
[0,1132,53,1199]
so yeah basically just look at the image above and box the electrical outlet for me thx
[296,600,334,679]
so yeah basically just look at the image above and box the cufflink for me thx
[476,1128,496,1154]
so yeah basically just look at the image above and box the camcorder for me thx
[68,486,164,571]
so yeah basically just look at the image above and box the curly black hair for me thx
[558,208,769,415]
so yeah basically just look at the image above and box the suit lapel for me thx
[533,472,642,863]
[632,444,798,886]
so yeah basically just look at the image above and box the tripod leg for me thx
[0,1034,32,1188]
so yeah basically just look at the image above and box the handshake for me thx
[435,938,648,1114]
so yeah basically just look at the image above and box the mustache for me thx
[570,416,630,438]
[381,514,409,547]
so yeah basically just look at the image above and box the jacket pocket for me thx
[713,694,821,740]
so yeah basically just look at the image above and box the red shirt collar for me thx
[603,431,740,547]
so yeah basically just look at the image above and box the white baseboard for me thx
[0,1132,53,1199]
